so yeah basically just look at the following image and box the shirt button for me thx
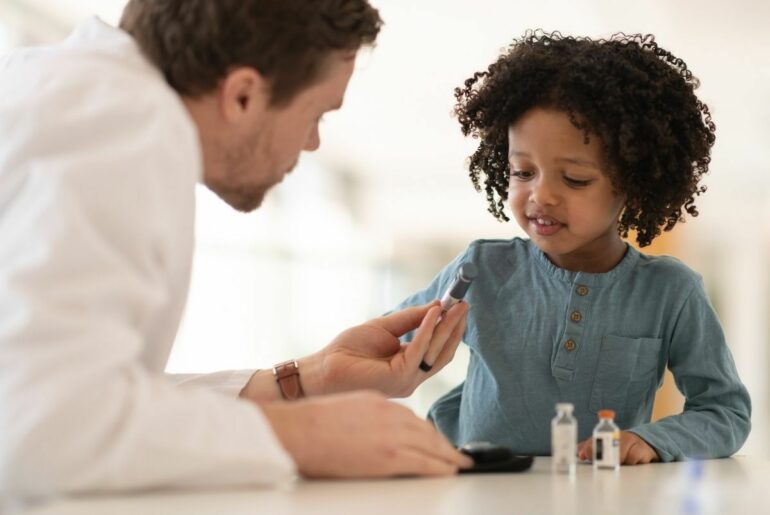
[576,285,589,296]
[565,339,577,351]
[570,311,582,323]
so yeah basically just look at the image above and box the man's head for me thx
[120,0,381,211]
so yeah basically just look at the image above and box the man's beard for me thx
[216,184,268,212]
[208,126,273,212]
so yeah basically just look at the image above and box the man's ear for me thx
[218,67,269,123]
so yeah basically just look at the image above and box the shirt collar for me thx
[526,239,641,287]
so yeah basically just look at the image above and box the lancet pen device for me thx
[438,262,478,322]
[420,262,479,372]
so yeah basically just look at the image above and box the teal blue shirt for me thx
[396,238,751,461]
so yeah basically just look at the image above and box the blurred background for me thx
[2,0,768,459]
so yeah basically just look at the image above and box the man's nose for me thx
[304,124,320,152]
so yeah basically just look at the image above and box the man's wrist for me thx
[296,354,325,397]
[238,354,326,402]
[273,360,305,400]
[239,369,282,401]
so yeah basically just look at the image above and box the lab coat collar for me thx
[64,17,160,76]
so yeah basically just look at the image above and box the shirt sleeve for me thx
[390,247,475,437]
[426,382,465,444]
[391,246,474,341]
[627,278,752,461]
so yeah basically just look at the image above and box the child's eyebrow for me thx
[557,157,600,170]
[508,151,600,170]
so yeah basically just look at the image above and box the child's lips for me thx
[528,215,564,236]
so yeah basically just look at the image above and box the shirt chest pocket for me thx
[589,335,663,415]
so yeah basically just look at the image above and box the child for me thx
[396,31,751,464]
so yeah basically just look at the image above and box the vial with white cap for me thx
[551,402,577,475]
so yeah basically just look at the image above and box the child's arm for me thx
[390,247,476,340]
[427,382,465,444]
[626,277,751,461]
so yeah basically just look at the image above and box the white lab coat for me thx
[0,18,295,497]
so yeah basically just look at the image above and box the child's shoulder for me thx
[633,251,703,289]
[457,237,536,284]
[464,236,532,262]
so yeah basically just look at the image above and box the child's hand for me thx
[577,431,660,465]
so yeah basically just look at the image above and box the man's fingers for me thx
[372,302,440,337]
[398,416,473,470]
[385,448,460,477]
[431,307,468,370]
[381,405,472,476]
[420,302,468,368]
[409,417,473,468]
[402,305,442,369]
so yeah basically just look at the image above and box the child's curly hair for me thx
[456,30,715,247]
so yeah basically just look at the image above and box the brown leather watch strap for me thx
[272,360,305,401]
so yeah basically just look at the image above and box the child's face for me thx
[507,108,626,272]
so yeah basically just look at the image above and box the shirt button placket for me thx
[553,282,591,381]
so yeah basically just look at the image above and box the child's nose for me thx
[530,178,559,205]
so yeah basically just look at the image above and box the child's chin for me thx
[529,237,577,257]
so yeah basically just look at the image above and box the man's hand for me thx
[577,431,660,465]
[304,301,468,398]
[260,390,474,478]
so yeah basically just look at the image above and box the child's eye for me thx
[564,176,592,188]
[511,170,534,180]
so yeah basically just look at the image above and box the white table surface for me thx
[15,456,770,515]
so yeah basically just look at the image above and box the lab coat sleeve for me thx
[627,278,752,461]
[167,370,257,398]
[0,82,294,498]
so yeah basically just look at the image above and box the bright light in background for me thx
[3,0,769,459]
[169,160,392,372]
[9,0,124,26]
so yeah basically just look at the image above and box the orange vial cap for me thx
[598,409,616,419]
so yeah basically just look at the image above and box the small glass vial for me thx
[592,409,620,470]
[551,402,577,475]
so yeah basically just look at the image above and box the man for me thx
[0,0,472,497]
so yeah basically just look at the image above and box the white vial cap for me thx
[555,403,574,413]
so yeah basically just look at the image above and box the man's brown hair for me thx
[120,0,382,106]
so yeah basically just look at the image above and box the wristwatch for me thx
[272,359,305,401]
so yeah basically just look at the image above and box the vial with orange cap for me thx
[592,409,620,470]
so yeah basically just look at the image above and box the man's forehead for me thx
[309,60,355,107]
